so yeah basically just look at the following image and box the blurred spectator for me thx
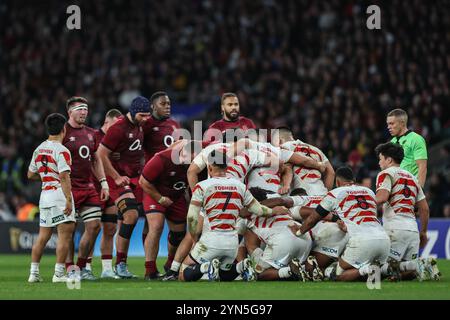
[0,0,449,216]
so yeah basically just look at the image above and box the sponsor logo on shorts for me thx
[390,249,401,257]
[52,215,65,224]
[412,253,418,259]
[40,219,47,224]
[321,247,338,255]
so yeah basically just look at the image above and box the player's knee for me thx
[118,222,136,240]
[117,198,139,218]
[168,230,186,247]
[102,223,117,238]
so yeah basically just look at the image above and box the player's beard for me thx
[224,110,239,121]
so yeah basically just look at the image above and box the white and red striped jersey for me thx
[288,195,324,219]
[281,139,328,196]
[318,185,388,239]
[28,140,72,208]
[226,149,267,183]
[376,166,425,232]
[191,176,254,235]
[246,141,292,193]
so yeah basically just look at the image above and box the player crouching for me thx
[179,150,289,282]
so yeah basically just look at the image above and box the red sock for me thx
[77,257,88,269]
[164,254,175,270]
[102,254,113,260]
[116,252,127,265]
[145,261,157,276]
[65,262,74,271]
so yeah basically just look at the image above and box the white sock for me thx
[400,261,417,272]
[358,264,372,276]
[278,267,291,278]
[102,259,113,272]
[30,262,39,274]
[200,262,210,273]
[86,263,92,271]
[236,261,245,274]
[55,263,65,276]
[170,261,181,272]
[381,263,389,275]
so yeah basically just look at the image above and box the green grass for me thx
[0,254,449,300]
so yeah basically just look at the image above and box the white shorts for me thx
[311,222,349,259]
[39,206,76,228]
[341,236,390,269]
[189,233,238,271]
[258,226,312,270]
[385,229,420,261]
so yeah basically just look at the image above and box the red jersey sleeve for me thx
[142,154,165,183]
[247,118,256,129]
[101,125,123,152]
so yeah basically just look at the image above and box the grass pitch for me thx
[0,254,449,300]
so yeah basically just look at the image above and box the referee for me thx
[386,108,428,187]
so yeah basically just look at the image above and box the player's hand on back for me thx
[115,176,130,187]
[64,199,73,216]
[288,223,301,236]
[278,185,290,195]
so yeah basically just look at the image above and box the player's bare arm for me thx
[288,153,326,173]
[298,210,323,235]
[139,175,173,207]
[91,151,109,201]
[298,206,338,223]
[375,189,390,206]
[417,198,430,248]
[97,144,129,186]
[243,198,289,218]
[322,161,335,190]
[27,170,41,181]
[416,159,427,188]
[279,163,293,195]
[187,163,202,191]
[59,170,73,215]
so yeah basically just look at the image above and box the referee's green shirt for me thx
[391,130,428,177]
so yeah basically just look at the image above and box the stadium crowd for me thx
[0,0,449,220]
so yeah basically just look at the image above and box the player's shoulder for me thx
[240,116,255,126]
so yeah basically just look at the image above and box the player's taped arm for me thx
[187,201,202,237]
[187,163,202,191]
[323,161,335,190]
[245,199,274,217]
[298,205,328,235]
[97,144,121,181]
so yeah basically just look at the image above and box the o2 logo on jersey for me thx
[163,135,174,148]
[79,145,91,160]
[129,139,142,151]
[173,181,186,191]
